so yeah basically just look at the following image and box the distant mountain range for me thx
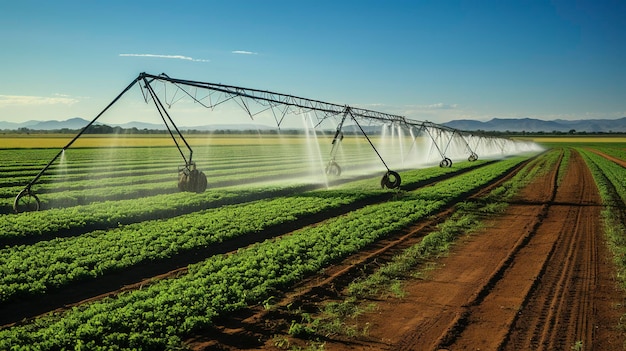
[1,116,625,133]
[442,117,626,133]
[0,118,275,131]
[0,117,95,130]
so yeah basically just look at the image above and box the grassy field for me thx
[0,133,624,349]
[0,133,325,148]
[520,135,626,145]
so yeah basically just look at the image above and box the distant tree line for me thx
[1,126,351,135]
[1,126,625,136]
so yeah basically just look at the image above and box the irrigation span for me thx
[13,72,540,213]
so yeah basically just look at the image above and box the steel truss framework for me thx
[13,72,535,213]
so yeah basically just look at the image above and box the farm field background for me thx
[0,133,625,350]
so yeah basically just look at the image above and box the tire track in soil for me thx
[420,149,622,351]
[499,150,623,351]
[277,147,623,351]
[182,157,537,350]
[387,150,563,351]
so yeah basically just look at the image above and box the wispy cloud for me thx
[232,50,258,55]
[419,103,458,110]
[119,53,210,62]
[0,95,78,106]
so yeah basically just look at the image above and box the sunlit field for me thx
[0,133,312,148]
[1,131,625,350]
[521,135,626,145]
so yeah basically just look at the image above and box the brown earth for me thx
[191,149,625,350]
[588,148,626,168]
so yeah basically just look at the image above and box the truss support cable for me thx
[21,76,141,191]
[142,76,194,166]
[347,108,391,171]
[14,71,531,213]
[423,126,446,160]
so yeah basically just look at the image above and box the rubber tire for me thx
[326,161,341,176]
[13,189,41,213]
[178,169,208,193]
[468,153,478,162]
[439,157,452,168]
[381,170,401,189]
[191,170,208,193]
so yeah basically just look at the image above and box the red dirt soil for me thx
[197,149,625,350]
[331,150,625,351]
[588,148,626,168]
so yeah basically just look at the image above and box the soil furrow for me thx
[182,159,535,350]
[406,151,562,351]
[0,161,500,327]
[502,150,603,350]
[587,148,626,168]
[284,147,624,351]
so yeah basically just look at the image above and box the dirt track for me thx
[196,149,625,351]
[13,148,619,350]
[310,149,625,351]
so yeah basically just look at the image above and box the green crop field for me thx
[0,133,624,350]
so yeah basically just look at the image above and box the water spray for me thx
[13,72,540,213]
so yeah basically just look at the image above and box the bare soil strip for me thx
[499,150,625,351]
[232,148,625,351]
[587,148,626,168]
[182,157,535,350]
[302,149,624,351]
[388,151,561,351]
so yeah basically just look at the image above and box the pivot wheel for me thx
[468,153,478,162]
[325,161,341,176]
[439,157,452,168]
[178,169,208,193]
[381,170,401,189]
[14,189,41,213]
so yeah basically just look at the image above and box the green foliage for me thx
[0,155,531,349]
[0,191,370,303]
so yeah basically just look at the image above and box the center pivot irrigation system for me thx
[13,72,533,213]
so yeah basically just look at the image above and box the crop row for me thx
[0,150,316,188]
[578,149,626,206]
[0,164,323,213]
[0,155,530,349]
[0,165,323,213]
[0,140,379,179]
[0,152,388,213]
[0,191,374,304]
[0,159,488,241]
[593,146,626,162]
[578,148,626,304]
[0,160,494,302]
[0,148,343,183]
[0,163,177,187]
[0,184,310,241]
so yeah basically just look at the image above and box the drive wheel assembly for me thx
[468,153,478,162]
[325,161,341,176]
[13,188,41,213]
[380,170,401,189]
[178,168,208,193]
[439,157,453,168]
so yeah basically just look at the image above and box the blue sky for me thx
[0,0,624,126]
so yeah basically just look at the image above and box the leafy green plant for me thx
[0,155,532,349]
